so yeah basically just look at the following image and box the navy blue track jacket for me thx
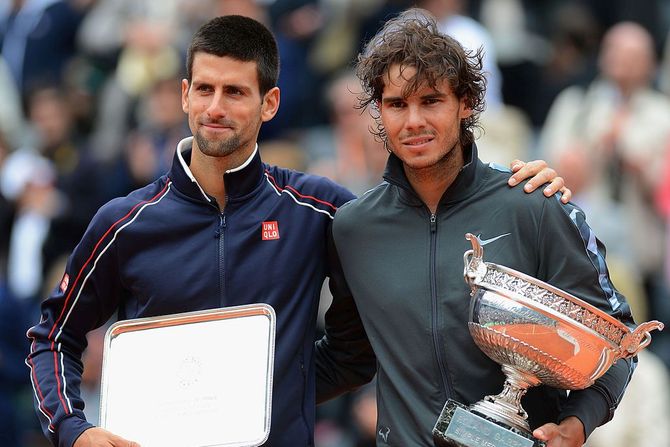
[26,137,356,447]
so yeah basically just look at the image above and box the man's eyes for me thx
[195,86,244,96]
[386,98,441,108]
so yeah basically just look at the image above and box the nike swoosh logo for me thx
[477,233,511,246]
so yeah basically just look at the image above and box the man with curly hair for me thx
[316,8,637,447]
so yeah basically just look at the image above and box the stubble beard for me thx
[390,137,463,184]
[387,131,460,166]
[194,130,242,158]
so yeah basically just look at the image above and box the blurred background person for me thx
[0,276,35,447]
[77,0,201,163]
[1,83,105,308]
[0,56,27,150]
[0,131,14,281]
[104,74,190,200]
[303,70,387,196]
[0,0,89,102]
[0,146,56,303]
[261,0,327,139]
[0,130,50,447]
[482,1,601,133]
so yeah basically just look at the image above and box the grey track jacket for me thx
[315,144,636,446]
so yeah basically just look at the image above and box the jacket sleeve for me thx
[314,223,377,403]
[25,203,126,447]
[536,197,637,439]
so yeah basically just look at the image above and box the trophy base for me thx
[433,400,545,447]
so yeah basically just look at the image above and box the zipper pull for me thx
[430,213,437,233]
[215,215,226,238]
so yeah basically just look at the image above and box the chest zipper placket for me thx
[217,212,226,307]
[429,212,455,400]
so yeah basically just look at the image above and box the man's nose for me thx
[205,91,226,119]
[405,104,426,129]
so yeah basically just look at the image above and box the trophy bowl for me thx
[433,233,664,447]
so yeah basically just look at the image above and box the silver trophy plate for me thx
[99,304,276,447]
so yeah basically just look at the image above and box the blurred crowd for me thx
[2,0,670,446]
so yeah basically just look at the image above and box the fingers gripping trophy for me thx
[433,233,664,447]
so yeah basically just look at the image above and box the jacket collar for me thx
[382,142,485,208]
[169,136,265,204]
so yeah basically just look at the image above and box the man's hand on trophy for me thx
[73,427,141,447]
[532,416,586,446]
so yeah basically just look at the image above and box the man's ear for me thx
[459,98,473,119]
[261,87,280,122]
[181,79,190,114]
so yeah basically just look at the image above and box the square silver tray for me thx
[99,304,276,447]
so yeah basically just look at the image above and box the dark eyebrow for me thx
[191,80,253,94]
[420,92,447,100]
[382,91,447,104]
[381,96,404,105]
[224,84,252,94]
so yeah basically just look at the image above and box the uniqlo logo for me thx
[262,221,280,240]
[59,273,70,293]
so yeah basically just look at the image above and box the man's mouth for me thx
[402,135,434,146]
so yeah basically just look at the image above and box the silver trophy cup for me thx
[433,233,664,447]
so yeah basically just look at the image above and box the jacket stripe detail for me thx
[264,171,338,218]
[55,183,172,342]
[564,205,623,311]
[26,340,56,430]
[53,182,172,413]
[29,181,172,422]
[52,350,69,414]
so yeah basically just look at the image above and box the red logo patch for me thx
[262,221,280,240]
[59,273,70,293]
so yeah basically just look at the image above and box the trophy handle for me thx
[620,320,665,358]
[464,233,487,293]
